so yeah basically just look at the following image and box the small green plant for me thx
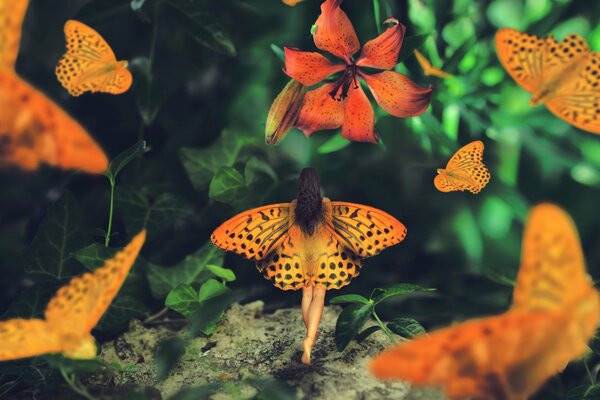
[331,283,435,351]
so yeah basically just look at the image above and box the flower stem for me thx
[372,307,396,344]
[104,176,116,247]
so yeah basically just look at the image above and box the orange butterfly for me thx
[496,28,600,134]
[0,0,29,70]
[0,2,108,173]
[414,50,451,79]
[434,140,490,194]
[0,231,146,361]
[56,20,132,96]
[212,167,406,364]
[370,204,600,400]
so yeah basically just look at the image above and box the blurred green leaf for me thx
[198,278,230,302]
[244,157,278,186]
[387,317,426,338]
[371,284,435,305]
[24,193,91,282]
[205,264,236,282]
[209,167,249,206]
[116,188,190,239]
[270,43,285,62]
[147,241,224,298]
[355,325,381,342]
[155,337,187,381]
[180,130,255,191]
[169,383,221,400]
[335,303,372,351]
[45,356,108,375]
[105,140,149,182]
[166,0,236,56]
[566,385,600,400]
[329,294,370,305]
[189,283,237,336]
[317,135,351,154]
[130,57,162,126]
[251,378,298,400]
[398,33,431,63]
[75,0,131,25]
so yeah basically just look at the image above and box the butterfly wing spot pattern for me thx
[496,28,600,134]
[370,204,600,400]
[434,140,490,194]
[56,20,132,96]
[0,231,146,362]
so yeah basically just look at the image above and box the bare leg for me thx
[301,286,326,365]
[301,286,313,329]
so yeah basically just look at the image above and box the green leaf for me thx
[188,282,236,336]
[250,378,298,400]
[166,0,236,56]
[329,294,370,305]
[96,295,148,331]
[45,355,108,375]
[317,135,351,154]
[205,265,236,282]
[208,167,249,206]
[75,0,131,25]
[105,140,149,181]
[355,325,381,342]
[169,384,221,400]
[398,33,432,63]
[244,157,278,186]
[130,57,162,126]
[115,188,190,239]
[566,385,600,400]
[387,318,426,338]
[165,284,200,318]
[371,283,435,305]
[270,43,285,62]
[23,192,91,282]
[180,130,256,191]
[147,241,224,298]
[198,278,230,301]
[335,303,372,351]
[155,337,187,381]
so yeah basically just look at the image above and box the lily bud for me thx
[265,79,306,145]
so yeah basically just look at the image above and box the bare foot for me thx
[301,337,314,365]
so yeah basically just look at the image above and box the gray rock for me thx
[96,301,446,400]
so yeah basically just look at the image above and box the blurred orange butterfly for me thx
[212,168,406,291]
[496,28,600,134]
[370,204,600,400]
[0,0,29,70]
[0,231,146,361]
[56,20,132,96]
[434,140,490,194]
[0,3,108,173]
[414,50,451,79]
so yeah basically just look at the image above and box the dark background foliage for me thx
[1,0,600,398]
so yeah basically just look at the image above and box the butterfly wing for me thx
[0,70,108,173]
[326,201,406,258]
[44,231,146,333]
[544,52,600,134]
[0,0,28,70]
[211,203,292,261]
[370,311,566,400]
[56,20,130,96]
[435,140,490,194]
[0,319,62,361]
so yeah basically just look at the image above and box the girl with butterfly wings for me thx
[212,168,407,365]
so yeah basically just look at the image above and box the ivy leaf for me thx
[335,303,372,351]
[387,318,426,338]
[244,157,278,186]
[165,0,236,56]
[371,283,435,305]
[355,325,381,342]
[23,192,91,283]
[180,130,256,191]
[205,265,236,282]
[329,294,370,305]
[165,284,199,318]
[105,140,149,182]
[115,188,190,239]
[130,58,162,126]
[398,33,432,63]
[189,282,238,336]
[208,167,249,206]
[147,241,224,298]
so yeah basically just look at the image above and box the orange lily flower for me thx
[283,0,433,143]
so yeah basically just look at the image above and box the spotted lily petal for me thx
[356,18,405,70]
[341,85,377,143]
[283,47,345,86]
[295,83,344,136]
[313,0,360,62]
[361,71,433,118]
